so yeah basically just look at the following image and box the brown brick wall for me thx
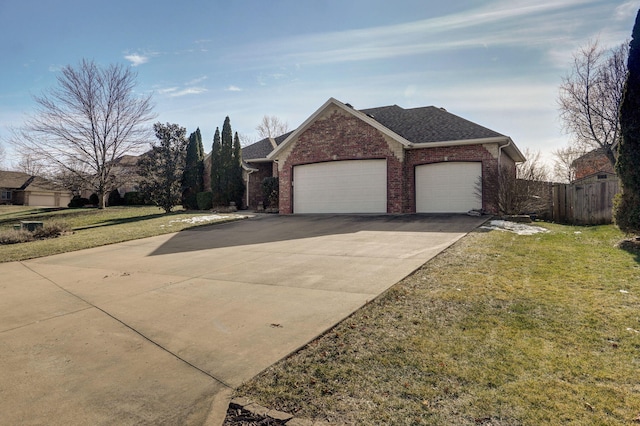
[574,152,615,180]
[278,109,404,214]
[246,163,273,209]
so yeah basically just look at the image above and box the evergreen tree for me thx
[220,116,234,203]
[210,117,244,207]
[231,131,245,207]
[615,9,640,235]
[182,128,204,209]
[138,123,188,213]
[210,127,222,205]
[195,128,205,192]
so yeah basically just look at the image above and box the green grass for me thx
[0,206,246,262]
[235,223,640,425]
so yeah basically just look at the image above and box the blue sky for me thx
[0,0,638,169]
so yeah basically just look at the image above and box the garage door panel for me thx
[416,162,481,213]
[294,160,387,214]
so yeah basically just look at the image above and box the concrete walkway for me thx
[0,214,485,425]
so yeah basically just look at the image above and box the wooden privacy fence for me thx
[552,180,620,225]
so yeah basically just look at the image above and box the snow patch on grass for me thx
[481,220,550,235]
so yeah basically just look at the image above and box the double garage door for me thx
[293,160,387,214]
[292,160,481,214]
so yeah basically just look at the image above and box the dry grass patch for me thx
[0,206,247,262]
[235,223,640,425]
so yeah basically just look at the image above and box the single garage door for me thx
[293,159,387,213]
[415,162,482,213]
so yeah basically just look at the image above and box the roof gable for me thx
[268,98,413,160]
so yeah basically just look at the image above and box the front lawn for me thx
[0,206,247,262]
[234,223,640,425]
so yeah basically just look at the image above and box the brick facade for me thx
[245,163,273,209]
[276,107,404,214]
[573,150,615,181]
[271,107,506,214]
[242,99,520,215]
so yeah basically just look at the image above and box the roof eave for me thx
[407,136,525,163]
[244,158,273,163]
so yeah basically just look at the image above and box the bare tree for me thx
[0,141,6,168]
[516,149,550,182]
[237,133,256,146]
[552,146,583,183]
[558,40,628,167]
[479,149,550,216]
[11,59,155,208]
[13,152,46,176]
[255,115,289,139]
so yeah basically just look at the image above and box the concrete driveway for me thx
[0,214,485,425]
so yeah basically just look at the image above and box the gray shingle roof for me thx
[242,131,293,160]
[360,105,505,143]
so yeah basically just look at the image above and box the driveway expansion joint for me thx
[18,261,234,390]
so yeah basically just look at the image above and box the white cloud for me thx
[226,85,242,92]
[615,1,640,20]
[231,0,608,68]
[169,87,207,97]
[157,87,179,95]
[124,53,150,67]
[187,75,208,85]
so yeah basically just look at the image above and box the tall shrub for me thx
[210,127,222,205]
[615,9,640,235]
[210,117,244,207]
[138,122,188,213]
[183,128,205,209]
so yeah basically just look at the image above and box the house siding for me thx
[277,108,404,214]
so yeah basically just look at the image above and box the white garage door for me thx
[415,162,482,213]
[293,160,387,213]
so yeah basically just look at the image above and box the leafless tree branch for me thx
[255,115,289,139]
[558,40,628,167]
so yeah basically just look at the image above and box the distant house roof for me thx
[360,105,505,144]
[0,170,66,192]
[111,154,142,167]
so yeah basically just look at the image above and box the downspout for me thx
[245,169,253,209]
[498,138,511,168]
[496,139,512,216]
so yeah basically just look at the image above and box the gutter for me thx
[404,136,510,149]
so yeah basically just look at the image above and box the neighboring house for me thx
[573,147,616,181]
[77,153,149,200]
[110,154,147,195]
[0,170,72,207]
[242,97,525,214]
